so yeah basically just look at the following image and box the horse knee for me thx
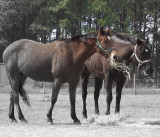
[107,95,113,103]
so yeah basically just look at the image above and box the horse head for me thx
[131,38,153,77]
[96,27,117,60]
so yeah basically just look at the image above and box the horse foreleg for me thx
[81,74,90,119]
[115,79,125,114]
[47,79,62,125]
[94,77,103,115]
[105,72,113,115]
[69,80,80,124]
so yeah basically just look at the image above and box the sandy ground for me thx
[0,87,160,137]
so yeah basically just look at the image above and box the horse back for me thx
[3,39,56,81]
[3,39,75,82]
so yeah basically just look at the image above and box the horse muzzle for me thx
[141,62,153,77]
[110,50,119,62]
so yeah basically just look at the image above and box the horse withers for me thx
[3,27,117,124]
[81,33,153,119]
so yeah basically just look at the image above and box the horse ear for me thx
[99,27,105,35]
[105,27,110,32]
[137,37,142,45]
[106,28,111,36]
[107,28,110,31]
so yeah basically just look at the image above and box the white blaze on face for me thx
[107,36,111,40]
[109,50,118,68]
[110,50,117,61]
[145,49,149,52]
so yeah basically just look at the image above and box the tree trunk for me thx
[138,2,143,37]
[142,15,147,39]
[21,15,26,38]
[133,1,137,32]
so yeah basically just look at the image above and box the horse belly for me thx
[18,58,53,82]
[26,69,53,82]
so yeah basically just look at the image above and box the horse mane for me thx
[113,33,137,45]
[57,32,97,43]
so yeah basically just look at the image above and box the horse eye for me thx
[145,49,148,52]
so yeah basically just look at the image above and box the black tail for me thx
[19,88,31,107]
[4,62,31,107]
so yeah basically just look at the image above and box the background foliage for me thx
[0,0,160,79]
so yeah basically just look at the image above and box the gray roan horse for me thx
[81,33,153,119]
[3,27,117,124]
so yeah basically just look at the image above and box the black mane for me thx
[114,33,136,45]
[57,32,98,43]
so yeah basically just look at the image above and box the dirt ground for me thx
[0,87,160,137]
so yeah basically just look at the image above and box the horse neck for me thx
[69,39,97,64]
[116,43,135,62]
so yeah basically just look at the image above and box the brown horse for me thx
[3,27,117,124]
[81,33,153,119]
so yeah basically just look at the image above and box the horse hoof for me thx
[46,121,54,125]
[115,111,120,115]
[105,112,110,115]
[74,120,81,125]
[83,116,87,119]
[46,117,54,125]
[11,119,17,123]
[95,112,100,115]
[21,119,28,124]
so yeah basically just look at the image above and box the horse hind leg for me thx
[8,72,29,123]
[17,73,29,123]
[7,72,18,123]
[9,90,17,123]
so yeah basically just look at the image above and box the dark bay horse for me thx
[81,33,153,119]
[3,27,117,124]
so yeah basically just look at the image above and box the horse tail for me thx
[3,43,31,107]
[5,68,31,107]
[19,88,31,107]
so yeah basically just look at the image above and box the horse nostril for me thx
[146,68,153,75]
[147,69,150,74]
[150,68,153,74]
[113,55,118,61]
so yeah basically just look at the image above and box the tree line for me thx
[0,0,160,79]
